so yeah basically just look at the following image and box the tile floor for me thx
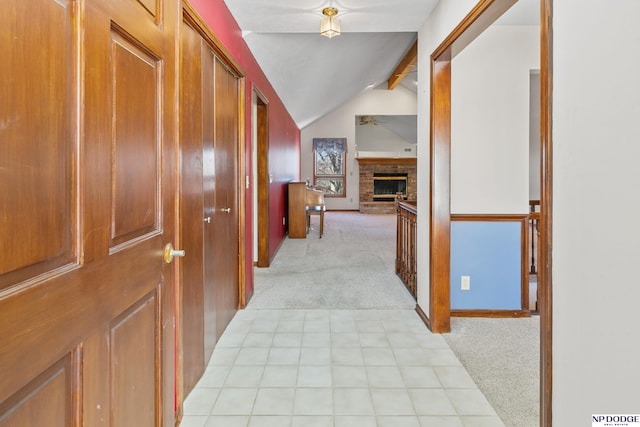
[181,309,505,427]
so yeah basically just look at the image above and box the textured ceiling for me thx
[223,0,539,129]
[224,0,440,33]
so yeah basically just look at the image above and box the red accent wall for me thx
[187,0,301,300]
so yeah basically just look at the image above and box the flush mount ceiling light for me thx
[320,7,340,39]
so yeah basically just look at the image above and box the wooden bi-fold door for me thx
[0,0,178,425]
[180,10,242,399]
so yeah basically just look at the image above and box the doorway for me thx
[428,0,552,425]
[253,89,271,268]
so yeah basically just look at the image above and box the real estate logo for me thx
[592,414,640,426]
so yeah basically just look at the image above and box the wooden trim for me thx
[397,200,417,214]
[521,214,530,312]
[450,214,530,313]
[429,58,451,334]
[388,40,418,90]
[431,0,517,61]
[415,304,432,331]
[182,2,245,78]
[356,157,416,165]
[237,74,247,309]
[540,0,553,425]
[451,309,531,318]
[252,84,269,105]
[255,86,270,268]
[450,214,527,222]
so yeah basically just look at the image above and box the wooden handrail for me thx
[530,199,541,210]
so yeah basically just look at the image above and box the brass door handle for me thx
[221,208,231,214]
[204,216,211,223]
[163,243,185,264]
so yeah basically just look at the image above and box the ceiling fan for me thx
[358,115,386,125]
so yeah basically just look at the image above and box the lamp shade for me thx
[320,7,340,38]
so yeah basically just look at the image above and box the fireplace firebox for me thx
[373,172,408,201]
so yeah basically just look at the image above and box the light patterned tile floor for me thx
[181,309,505,427]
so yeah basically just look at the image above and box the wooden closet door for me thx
[179,15,241,400]
[201,49,241,362]
[0,0,178,425]
[212,55,241,343]
[179,20,206,397]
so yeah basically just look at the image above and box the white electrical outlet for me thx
[461,275,471,290]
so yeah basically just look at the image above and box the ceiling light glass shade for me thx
[320,7,340,38]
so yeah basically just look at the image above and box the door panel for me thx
[111,33,161,247]
[110,291,159,426]
[0,0,177,425]
[0,354,76,427]
[0,0,74,289]
[137,0,158,17]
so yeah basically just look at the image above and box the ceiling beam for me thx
[387,40,418,90]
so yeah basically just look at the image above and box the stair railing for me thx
[396,195,417,300]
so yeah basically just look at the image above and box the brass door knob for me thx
[163,243,185,264]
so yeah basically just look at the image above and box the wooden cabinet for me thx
[288,182,308,238]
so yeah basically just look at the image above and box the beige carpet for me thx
[249,211,416,310]
[443,317,540,427]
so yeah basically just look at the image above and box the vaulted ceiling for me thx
[223,0,539,129]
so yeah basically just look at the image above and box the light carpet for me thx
[249,212,416,310]
[443,317,540,427]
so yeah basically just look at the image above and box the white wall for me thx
[416,0,478,311]
[355,121,416,156]
[529,71,541,200]
[301,85,417,210]
[553,1,640,423]
[451,25,539,214]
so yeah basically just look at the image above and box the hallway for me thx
[180,212,508,426]
[180,308,504,427]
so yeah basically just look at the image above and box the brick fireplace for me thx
[357,158,417,214]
